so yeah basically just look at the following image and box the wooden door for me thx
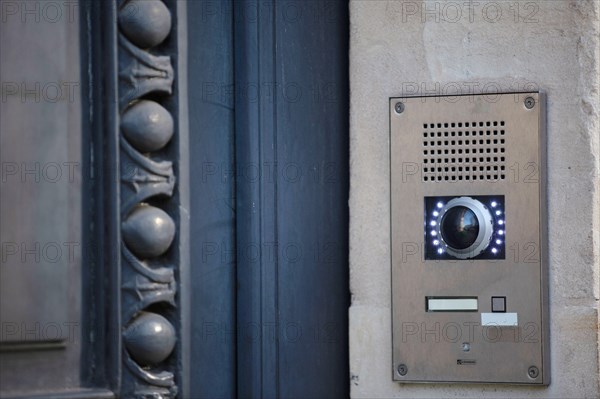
[0,1,348,397]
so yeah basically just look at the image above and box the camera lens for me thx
[440,206,479,250]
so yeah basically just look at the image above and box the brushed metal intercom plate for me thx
[390,93,548,384]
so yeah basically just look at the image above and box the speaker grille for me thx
[422,121,506,182]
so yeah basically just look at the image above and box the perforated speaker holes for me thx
[422,121,506,182]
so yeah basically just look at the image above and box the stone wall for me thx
[349,0,600,397]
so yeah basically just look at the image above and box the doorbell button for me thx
[491,296,506,313]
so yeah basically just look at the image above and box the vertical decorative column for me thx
[115,0,182,397]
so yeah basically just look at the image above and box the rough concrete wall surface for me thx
[349,0,600,397]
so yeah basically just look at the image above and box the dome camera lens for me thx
[440,206,479,250]
[425,195,503,260]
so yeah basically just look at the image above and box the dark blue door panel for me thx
[188,1,348,397]
[235,1,349,398]
[188,1,237,397]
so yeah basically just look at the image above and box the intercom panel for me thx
[390,93,548,384]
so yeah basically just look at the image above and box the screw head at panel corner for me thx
[397,363,408,376]
[527,365,539,379]
[524,97,536,109]
[394,102,405,114]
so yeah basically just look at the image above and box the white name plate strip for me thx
[427,298,478,312]
[481,312,518,326]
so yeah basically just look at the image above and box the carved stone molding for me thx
[118,0,172,49]
[118,34,174,109]
[121,243,176,322]
[121,100,174,153]
[116,1,179,397]
[120,138,175,215]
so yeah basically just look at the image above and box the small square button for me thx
[491,296,506,313]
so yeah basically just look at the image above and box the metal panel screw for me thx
[527,366,539,379]
[395,102,405,114]
[524,97,535,109]
[397,364,408,376]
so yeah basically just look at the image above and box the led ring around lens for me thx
[435,197,494,259]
